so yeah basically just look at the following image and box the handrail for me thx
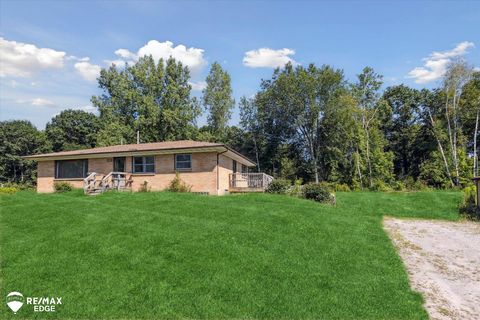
[229,172,274,189]
[101,172,128,192]
[83,172,96,184]
[83,172,97,193]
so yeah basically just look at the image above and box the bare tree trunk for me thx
[310,142,319,183]
[355,149,363,190]
[364,127,373,188]
[445,94,459,185]
[252,135,261,172]
[452,93,460,185]
[474,108,479,177]
[428,108,455,188]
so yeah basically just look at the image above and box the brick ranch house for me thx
[24,140,273,195]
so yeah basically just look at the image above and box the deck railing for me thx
[101,172,130,192]
[83,172,97,193]
[229,173,274,190]
[83,172,132,194]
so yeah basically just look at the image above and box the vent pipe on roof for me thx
[137,131,140,144]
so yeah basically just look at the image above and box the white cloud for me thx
[16,97,56,107]
[113,40,207,74]
[243,48,297,68]
[114,48,137,60]
[31,98,56,106]
[0,37,66,77]
[104,59,130,67]
[474,67,480,72]
[189,81,207,91]
[74,58,101,82]
[78,105,98,114]
[407,41,475,84]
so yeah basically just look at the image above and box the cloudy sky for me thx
[1,0,479,129]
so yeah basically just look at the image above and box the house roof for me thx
[23,140,256,166]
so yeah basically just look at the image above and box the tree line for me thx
[1,56,479,190]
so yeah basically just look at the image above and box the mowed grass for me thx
[0,190,460,319]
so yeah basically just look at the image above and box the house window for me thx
[242,164,248,173]
[233,160,237,173]
[55,159,88,178]
[133,156,155,173]
[175,154,192,170]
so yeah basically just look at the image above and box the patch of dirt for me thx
[383,217,480,320]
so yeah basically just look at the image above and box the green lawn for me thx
[0,190,460,319]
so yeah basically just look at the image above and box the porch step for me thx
[86,188,103,196]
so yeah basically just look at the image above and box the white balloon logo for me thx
[6,292,24,314]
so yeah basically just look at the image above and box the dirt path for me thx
[383,218,480,320]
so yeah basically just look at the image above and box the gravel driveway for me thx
[383,218,480,320]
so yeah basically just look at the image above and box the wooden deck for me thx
[229,173,273,193]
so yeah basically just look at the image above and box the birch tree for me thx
[443,60,473,185]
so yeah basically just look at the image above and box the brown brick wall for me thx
[37,160,84,192]
[36,152,224,195]
[128,152,218,194]
[217,154,234,195]
[89,158,113,174]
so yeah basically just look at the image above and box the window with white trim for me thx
[175,154,192,170]
[133,156,155,173]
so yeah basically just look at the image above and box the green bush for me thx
[54,181,73,193]
[303,183,335,204]
[1,182,34,191]
[459,186,479,220]
[168,172,192,193]
[139,181,151,192]
[334,183,351,192]
[370,180,393,192]
[266,179,291,194]
[403,177,430,191]
[286,179,303,197]
[0,187,19,194]
[390,180,406,191]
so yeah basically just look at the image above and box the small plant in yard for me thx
[459,185,479,220]
[139,181,151,192]
[1,182,34,191]
[0,186,18,194]
[54,181,73,193]
[287,179,303,197]
[303,183,335,204]
[266,179,291,194]
[333,183,350,192]
[168,172,192,192]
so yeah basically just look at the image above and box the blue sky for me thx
[1,0,479,129]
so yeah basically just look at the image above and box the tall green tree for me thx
[442,60,473,185]
[254,63,345,182]
[459,71,480,176]
[382,85,423,178]
[91,56,200,145]
[239,96,263,171]
[352,67,394,188]
[45,109,99,151]
[0,121,50,184]
[202,62,235,134]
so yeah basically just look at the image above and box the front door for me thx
[113,157,126,172]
